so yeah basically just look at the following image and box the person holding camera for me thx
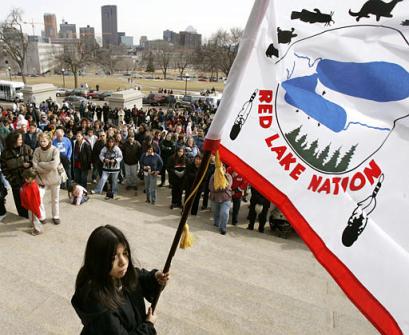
[91,137,123,200]
[140,145,163,205]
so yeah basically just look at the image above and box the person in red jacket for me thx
[20,168,43,236]
[227,167,248,225]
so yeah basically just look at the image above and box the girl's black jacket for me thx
[71,268,160,335]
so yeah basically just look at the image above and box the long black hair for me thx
[75,225,139,310]
[5,132,22,150]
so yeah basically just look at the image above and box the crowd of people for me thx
[0,93,291,237]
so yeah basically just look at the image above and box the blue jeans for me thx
[144,174,157,202]
[212,201,231,233]
[94,171,119,195]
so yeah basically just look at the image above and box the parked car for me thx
[97,91,113,101]
[66,88,88,97]
[56,88,67,97]
[143,93,176,106]
[86,90,99,99]
[63,96,88,109]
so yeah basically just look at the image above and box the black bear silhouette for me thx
[265,43,279,58]
[277,27,298,44]
[349,0,403,21]
[291,8,335,26]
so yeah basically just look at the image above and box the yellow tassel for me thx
[214,150,228,191]
[180,224,193,249]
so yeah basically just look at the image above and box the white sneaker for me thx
[0,214,6,222]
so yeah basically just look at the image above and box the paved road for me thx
[0,184,377,334]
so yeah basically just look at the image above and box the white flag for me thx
[205,0,409,333]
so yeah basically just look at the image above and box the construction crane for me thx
[22,19,44,36]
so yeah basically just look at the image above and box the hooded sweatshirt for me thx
[71,268,158,335]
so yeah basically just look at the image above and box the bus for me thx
[0,80,24,102]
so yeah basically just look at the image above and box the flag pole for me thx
[151,150,212,312]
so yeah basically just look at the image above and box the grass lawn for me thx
[0,74,225,94]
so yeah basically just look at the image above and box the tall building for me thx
[43,13,57,39]
[163,29,179,45]
[59,21,76,39]
[79,25,97,51]
[139,35,148,48]
[179,31,202,49]
[101,5,118,47]
[120,35,133,47]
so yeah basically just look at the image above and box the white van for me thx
[0,80,24,102]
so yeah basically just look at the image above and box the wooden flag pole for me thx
[151,150,212,312]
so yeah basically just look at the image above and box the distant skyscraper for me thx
[80,25,97,51]
[120,36,134,47]
[140,35,148,48]
[101,5,118,47]
[44,13,57,39]
[59,21,76,39]
[179,31,202,49]
[163,29,179,45]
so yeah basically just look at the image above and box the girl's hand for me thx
[146,307,157,324]
[155,271,170,286]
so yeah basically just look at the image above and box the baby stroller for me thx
[269,207,293,239]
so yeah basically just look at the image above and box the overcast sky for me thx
[4,0,255,42]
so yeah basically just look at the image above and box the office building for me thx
[120,36,134,47]
[59,22,76,39]
[101,5,118,47]
[139,35,148,48]
[80,25,97,51]
[44,13,57,39]
[163,29,180,45]
[179,31,202,49]
[24,41,64,75]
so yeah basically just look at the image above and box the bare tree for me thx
[60,40,96,88]
[193,43,220,80]
[209,27,243,77]
[0,8,28,83]
[174,49,192,79]
[96,47,120,75]
[155,48,172,79]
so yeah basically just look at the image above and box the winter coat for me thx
[159,139,175,163]
[167,154,187,184]
[184,161,205,192]
[0,144,33,188]
[140,153,163,173]
[92,140,105,166]
[20,180,41,218]
[24,131,40,150]
[99,146,123,173]
[71,268,159,335]
[73,140,92,171]
[33,145,61,186]
[209,173,233,203]
[122,140,142,166]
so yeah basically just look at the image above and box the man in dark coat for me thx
[73,131,92,189]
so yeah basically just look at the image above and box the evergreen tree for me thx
[304,139,319,165]
[285,126,302,144]
[295,134,307,150]
[335,144,358,172]
[324,147,341,171]
[145,53,155,72]
[316,143,331,168]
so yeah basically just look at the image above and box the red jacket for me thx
[228,168,248,200]
[20,181,41,218]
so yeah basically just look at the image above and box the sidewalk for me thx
[0,185,377,334]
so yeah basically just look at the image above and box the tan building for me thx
[24,41,64,75]
[44,13,57,39]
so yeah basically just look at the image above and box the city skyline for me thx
[3,0,254,43]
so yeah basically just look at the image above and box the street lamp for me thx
[61,68,65,88]
[184,72,189,96]
[7,66,12,81]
